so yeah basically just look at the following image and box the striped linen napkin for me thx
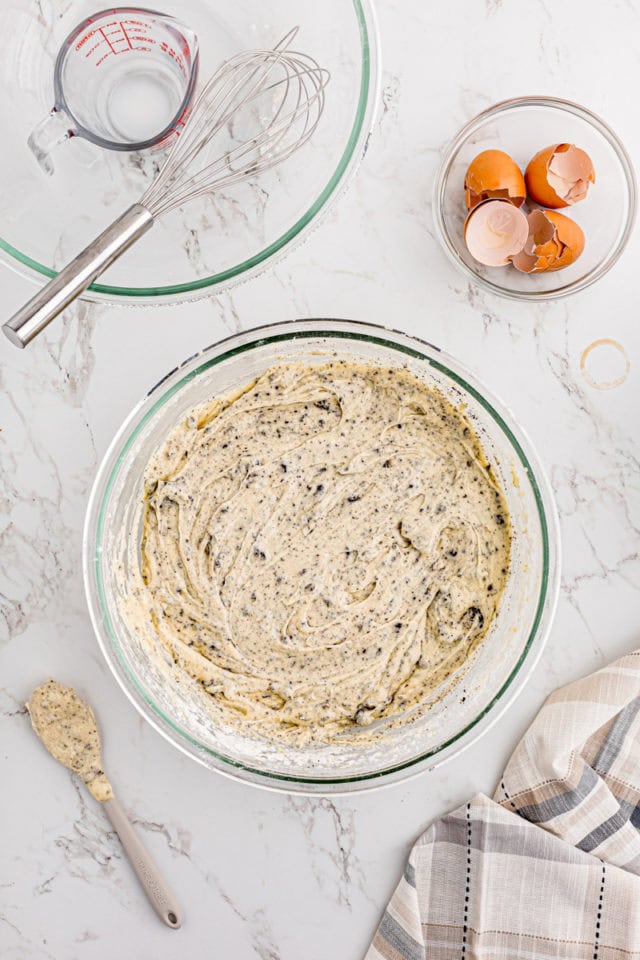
[366,649,640,959]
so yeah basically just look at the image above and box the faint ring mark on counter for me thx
[579,338,630,391]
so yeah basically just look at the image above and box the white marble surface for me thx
[2,1,640,956]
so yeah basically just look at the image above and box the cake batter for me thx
[126,362,511,744]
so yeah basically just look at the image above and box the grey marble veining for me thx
[1,0,640,957]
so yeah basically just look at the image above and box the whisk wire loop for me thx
[142,28,329,218]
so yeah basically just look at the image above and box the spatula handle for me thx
[103,796,182,929]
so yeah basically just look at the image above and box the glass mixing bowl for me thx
[84,319,560,793]
[433,97,636,301]
[0,1,379,303]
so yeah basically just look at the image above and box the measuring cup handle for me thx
[28,108,74,176]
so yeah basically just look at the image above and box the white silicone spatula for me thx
[27,679,182,929]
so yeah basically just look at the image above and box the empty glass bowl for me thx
[433,97,636,301]
[0,0,379,303]
[84,319,560,793]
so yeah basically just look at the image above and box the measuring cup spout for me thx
[28,108,74,176]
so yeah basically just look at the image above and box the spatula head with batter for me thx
[27,679,113,802]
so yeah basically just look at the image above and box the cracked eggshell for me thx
[464,198,529,267]
[543,210,585,270]
[525,143,595,208]
[512,209,585,273]
[464,149,527,210]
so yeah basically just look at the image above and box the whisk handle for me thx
[2,203,154,348]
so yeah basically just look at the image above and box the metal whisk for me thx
[3,29,329,348]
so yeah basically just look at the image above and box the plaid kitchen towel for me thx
[366,649,640,959]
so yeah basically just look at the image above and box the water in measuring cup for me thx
[28,9,197,174]
[98,57,186,143]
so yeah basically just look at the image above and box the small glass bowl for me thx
[433,97,636,301]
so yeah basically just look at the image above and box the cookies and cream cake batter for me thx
[125,362,511,744]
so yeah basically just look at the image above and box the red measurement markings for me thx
[98,21,149,56]
[165,100,193,141]
[127,35,156,45]
[119,21,134,50]
[83,40,102,60]
[98,26,117,54]
[75,18,182,66]
[159,40,186,73]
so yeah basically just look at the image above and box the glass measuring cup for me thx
[28,7,199,175]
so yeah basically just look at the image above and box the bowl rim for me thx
[432,95,637,302]
[83,317,561,793]
[0,0,380,303]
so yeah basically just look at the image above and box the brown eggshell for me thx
[511,210,555,273]
[543,210,585,270]
[525,144,595,208]
[464,149,526,210]
[511,208,584,273]
[464,198,529,267]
